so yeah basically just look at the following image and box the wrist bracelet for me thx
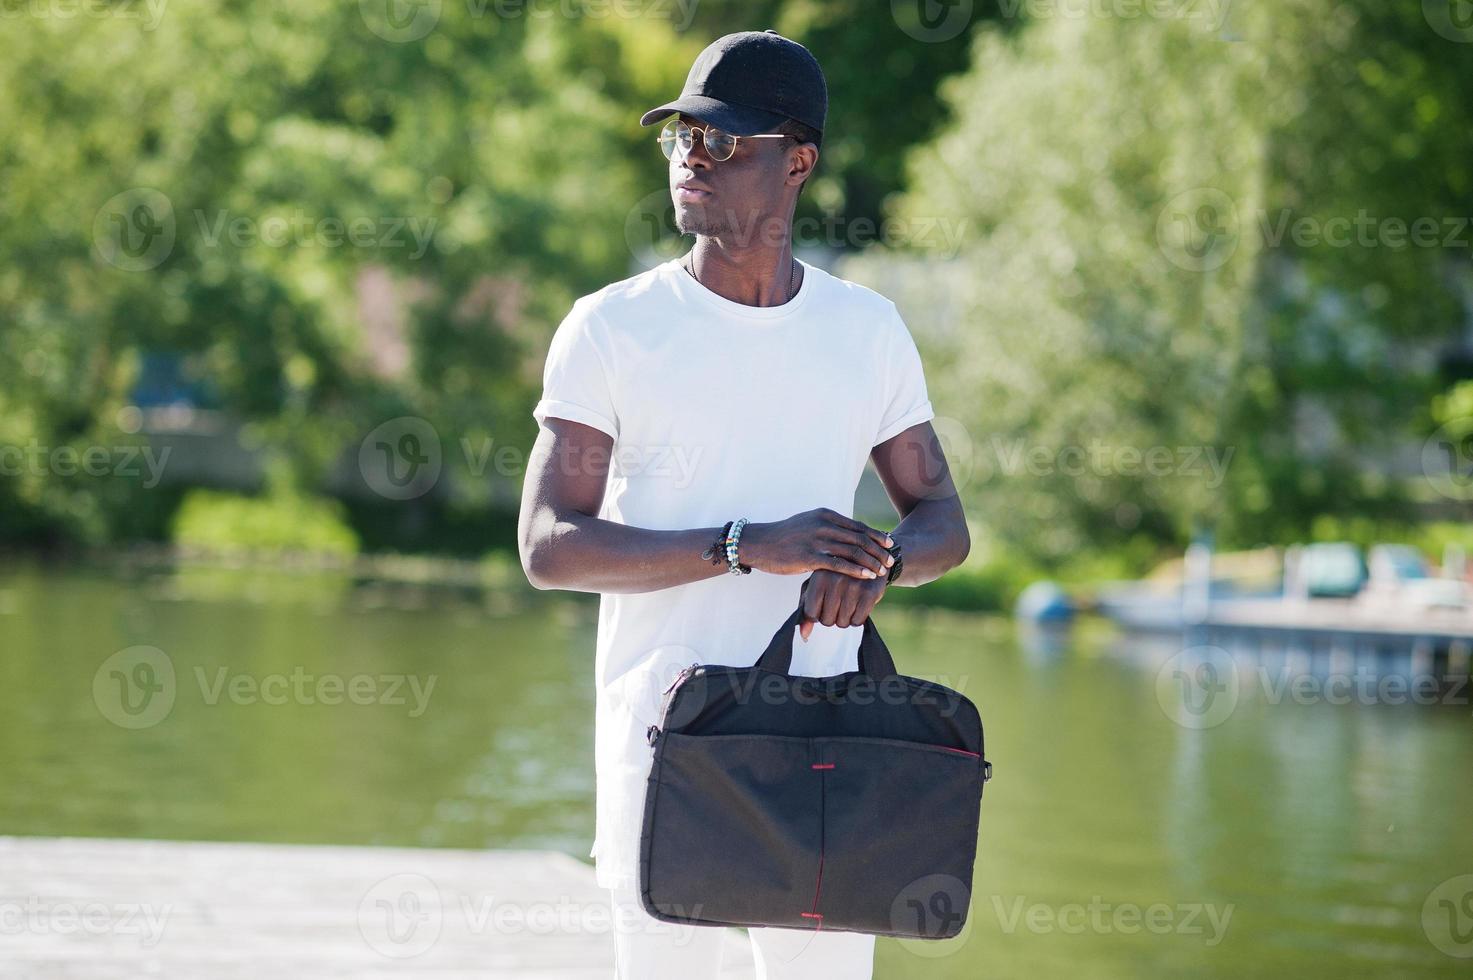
[885,540,903,584]
[725,517,752,575]
[701,521,734,566]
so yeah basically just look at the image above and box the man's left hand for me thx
[798,568,888,641]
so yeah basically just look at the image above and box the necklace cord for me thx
[684,253,799,303]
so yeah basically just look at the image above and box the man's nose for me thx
[681,134,714,170]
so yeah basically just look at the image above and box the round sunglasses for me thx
[658,118,793,163]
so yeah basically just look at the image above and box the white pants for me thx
[608,885,875,979]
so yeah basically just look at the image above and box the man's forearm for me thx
[886,496,970,588]
[525,510,733,594]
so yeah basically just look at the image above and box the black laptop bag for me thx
[637,592,993,938]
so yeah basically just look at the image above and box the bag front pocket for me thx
[809,734,984,937]
[642,732,823,928]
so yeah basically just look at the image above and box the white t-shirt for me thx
[531,255,934,890]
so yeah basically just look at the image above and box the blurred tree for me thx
[852,1,1473,566]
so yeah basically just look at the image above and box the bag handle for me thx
[754,577,899,679]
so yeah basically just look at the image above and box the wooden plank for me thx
[0,837,755,978]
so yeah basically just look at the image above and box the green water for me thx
[2,559,1470,978]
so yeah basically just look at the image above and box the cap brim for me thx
[638,96,790,136]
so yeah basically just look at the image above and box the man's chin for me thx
[673,208,719,237]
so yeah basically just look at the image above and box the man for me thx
[518,29,969,979]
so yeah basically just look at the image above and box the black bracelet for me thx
[885,540,904,584]
[701,521,734,565]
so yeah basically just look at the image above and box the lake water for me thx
[3,558,1470,977]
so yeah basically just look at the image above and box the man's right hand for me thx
[739,508,896,580]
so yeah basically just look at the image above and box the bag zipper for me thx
[648,661,701,747]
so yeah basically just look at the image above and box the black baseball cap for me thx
[639,29,827,137]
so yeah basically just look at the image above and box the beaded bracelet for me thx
[700,521,734,566]
[724,517,752,575]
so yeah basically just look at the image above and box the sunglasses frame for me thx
[658,118,793,163]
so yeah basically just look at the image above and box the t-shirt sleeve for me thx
[532,298,619,441]
[873,303,935,446]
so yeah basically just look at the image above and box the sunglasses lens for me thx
[704,129,737,161]
[658,120,685,160]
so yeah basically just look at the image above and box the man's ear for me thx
[787,142,818,189]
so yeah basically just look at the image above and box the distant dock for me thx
[1183,597,1473,676]
[0,836,755,978]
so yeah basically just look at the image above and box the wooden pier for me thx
[1183,598,1473,676]
[0,836,755,978]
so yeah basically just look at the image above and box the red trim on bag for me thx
[804,762,829,930]
[938,746,981,758]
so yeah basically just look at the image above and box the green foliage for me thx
[3,0,1470,582]
[847,1,1473,564]
[172,485,359,559]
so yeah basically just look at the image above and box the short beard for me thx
[674,207,725,237]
